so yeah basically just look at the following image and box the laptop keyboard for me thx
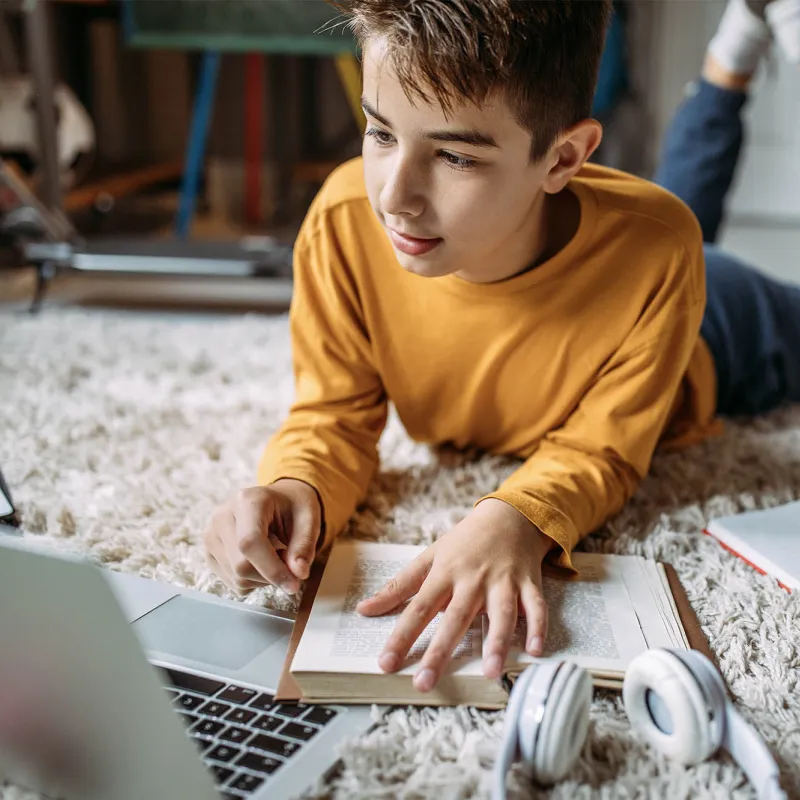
[162,667,338,798]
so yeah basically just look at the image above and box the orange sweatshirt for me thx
[259,159,722,568]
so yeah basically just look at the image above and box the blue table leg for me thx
[176,50,220,239]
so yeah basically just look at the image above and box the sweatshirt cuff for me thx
[477,490,579,572]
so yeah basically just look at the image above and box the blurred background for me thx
[0,0,798,312]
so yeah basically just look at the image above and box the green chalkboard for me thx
[125,0,357,55]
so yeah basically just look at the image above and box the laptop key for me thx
[218,685,258,705]
[198,700,233,718]
[177,711,200,727]
[249,733,301,758]
[303,707,338,726]
[225,707,257,725]
[248,692,275,711]
[191,718,225,737]
[211,765,234,785]
[252,714,283,733]
[207,743,241,763]
[235,752,283,774]
[219,725,252,745]
[274,703,307,719]
[174,693,205,711]
[165,669,226,696]
[280,722,319,742]
[230,772,265,793]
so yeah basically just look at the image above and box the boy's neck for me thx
[540,187,581,265]
[454,186,581,285]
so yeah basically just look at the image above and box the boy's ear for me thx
[542,119,603,195]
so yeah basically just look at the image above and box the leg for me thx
[30,261,56,314]
[652,0,781,243]
[176,50,220,239]
[702,245,800,416]
[23,0,63,215]
[653,80,748,244]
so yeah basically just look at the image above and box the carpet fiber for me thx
[2,308,800,800]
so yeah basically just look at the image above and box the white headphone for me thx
[492,648,786,800]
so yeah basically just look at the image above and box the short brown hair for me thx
[332,0,611,161]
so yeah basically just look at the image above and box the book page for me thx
[293,543,682,682]
[502,553,650,674]
[291,541,484,677]
[612,556,682,651]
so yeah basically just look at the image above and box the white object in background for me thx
[0,76,95,190]
[728,54,800,222]
[705,501,800,591]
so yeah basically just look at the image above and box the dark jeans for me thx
[654,78,800,416]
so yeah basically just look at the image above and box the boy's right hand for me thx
[203,479,322,596]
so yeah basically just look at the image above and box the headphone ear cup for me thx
[492,664,540,800]
[623,649,720,765]
[530,662,592,784]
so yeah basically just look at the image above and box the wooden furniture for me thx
[123,0,363,234]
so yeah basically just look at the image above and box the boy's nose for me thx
[380,164,426,218]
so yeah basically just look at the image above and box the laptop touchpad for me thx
[133,596,289,671]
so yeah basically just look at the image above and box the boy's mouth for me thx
[387,228,443,257]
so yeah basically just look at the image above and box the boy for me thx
[204,0,800,695]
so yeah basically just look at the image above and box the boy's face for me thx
[362,37,556,283]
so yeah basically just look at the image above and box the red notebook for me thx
[704,501,800,593]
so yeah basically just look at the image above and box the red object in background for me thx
[702,529,792,594]
[244,54,265,226]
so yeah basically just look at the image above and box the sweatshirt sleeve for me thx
[482,240,706,571]
[258,215,388,550]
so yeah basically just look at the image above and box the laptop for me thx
[0,532,375,800]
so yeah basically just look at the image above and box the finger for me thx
[378,581,449,674]
[218,539,264,583]
[519,579,548,656]
[203,507,235,574]
[205,507,263,586]
[214,520,269,591]
[232,491,300,593]
[204,515,254,592]
[286,489,320,581]
[483,583,519,679]
[206,552,263,595]
[415,588,483,693]
[357,550,434,617]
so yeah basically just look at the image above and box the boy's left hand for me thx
[356,498,555,693]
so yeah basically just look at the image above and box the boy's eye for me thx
[365,127,394,146]
[365,128,476,172]
[439,151,476,171]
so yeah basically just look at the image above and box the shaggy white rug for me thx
[2,308,800,800]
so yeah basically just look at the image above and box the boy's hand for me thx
[357,499,554,692]
[203,479,322,595]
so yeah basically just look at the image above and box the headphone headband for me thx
[725,707,785,800]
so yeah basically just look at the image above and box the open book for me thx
[277,540,709,709]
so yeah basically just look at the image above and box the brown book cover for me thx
[275,559,325,702]
[276,558,714,703]
[663,562,717,666]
